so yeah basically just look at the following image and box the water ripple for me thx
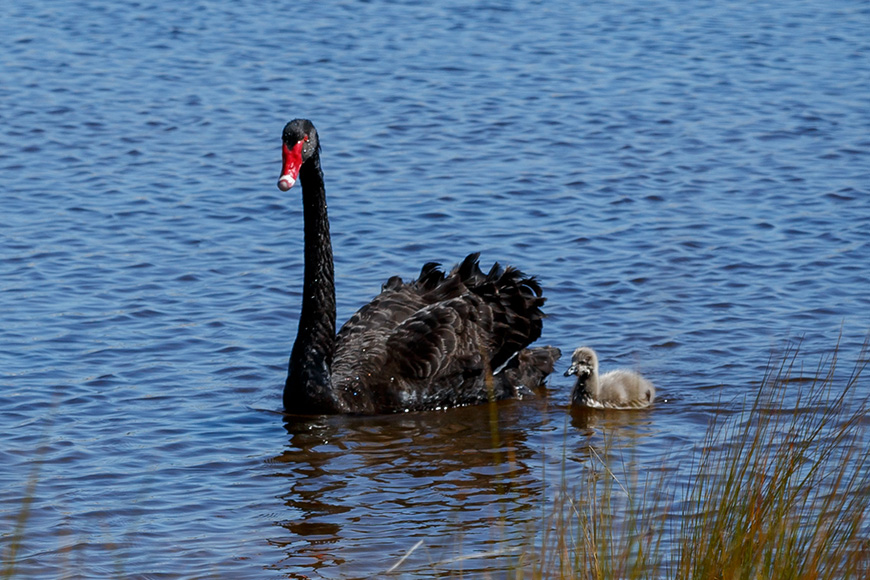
[2,0,869,577]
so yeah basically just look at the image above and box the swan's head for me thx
[278,119,320,191]
[564,346,598,379]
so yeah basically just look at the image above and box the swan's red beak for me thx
[278,141,305,191]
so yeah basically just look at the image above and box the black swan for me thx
[277,118,561,414]
[564,346,655,409]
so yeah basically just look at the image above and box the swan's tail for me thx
[451,253,548,371]
[497,346,562,397]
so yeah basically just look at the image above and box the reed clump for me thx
[526,341,870,580]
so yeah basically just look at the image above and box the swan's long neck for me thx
[585,371,601,399]
[285,151,337,412]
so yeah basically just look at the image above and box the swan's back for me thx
[329,253,560,413]
[596,369,655,409]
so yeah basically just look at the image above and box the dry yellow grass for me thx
[520,339,870,580]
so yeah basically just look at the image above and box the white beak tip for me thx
[277,176,296,191]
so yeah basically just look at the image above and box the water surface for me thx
[2,0,869,578]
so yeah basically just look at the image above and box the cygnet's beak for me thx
[565,363,591,378]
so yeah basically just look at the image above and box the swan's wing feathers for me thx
[334,266,468,380]
[464,266,546,370]
[456,252,485,284]
[337,289,421,342]
[386,297,482,380]
[416,261,447,290]
[381,275,404,292]
[339,256,547,374]
[330,254,555,412]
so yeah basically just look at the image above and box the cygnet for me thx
[564,346,655,409]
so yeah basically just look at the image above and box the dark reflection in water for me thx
[271,401,558,577]
[263,397,700,578]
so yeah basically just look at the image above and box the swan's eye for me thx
[303,135,310,142]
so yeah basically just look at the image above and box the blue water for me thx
[2,0,869,577]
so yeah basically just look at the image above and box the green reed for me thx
[2,459,42,579]
[518,339,870,580]
[672,342,870,580]
[2,407,55,580]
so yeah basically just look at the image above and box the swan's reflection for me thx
[269,398,552,578]
[268,384,669,578]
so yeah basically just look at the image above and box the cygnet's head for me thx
[564,346,598,380]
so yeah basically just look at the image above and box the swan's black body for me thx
[280,119,560,414]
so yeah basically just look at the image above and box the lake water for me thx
[2,0,869,578]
